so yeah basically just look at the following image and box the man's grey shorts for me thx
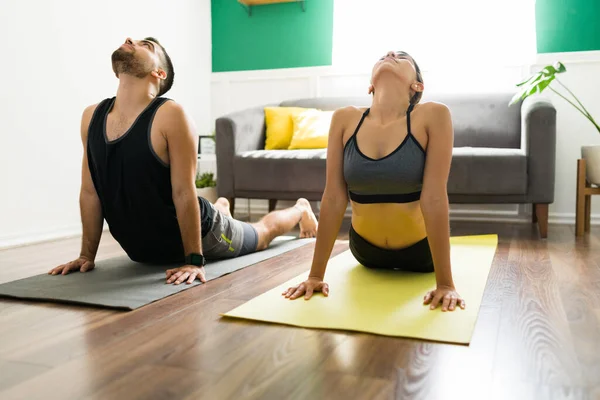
[202,203,259,260]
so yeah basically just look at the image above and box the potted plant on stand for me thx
[196,130,218,203]
[196,171,218,203]
[510,61,600,184]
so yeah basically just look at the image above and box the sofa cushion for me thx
[281,94,523,149]
[448,147,527,195]
[288,110,334,150]
[234,150,327,193]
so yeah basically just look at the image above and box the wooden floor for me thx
[0,220,599,400]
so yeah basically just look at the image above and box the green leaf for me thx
[510,61,566,106]
[536,75,555,92]
[542,65,557,76]
[516,74,535,87]
[509,87,529,105]
[527,84,539,96]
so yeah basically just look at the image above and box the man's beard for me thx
[111,48,151,79]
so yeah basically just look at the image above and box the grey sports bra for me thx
[343,104,426,204]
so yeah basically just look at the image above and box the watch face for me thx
[190,254,204,265]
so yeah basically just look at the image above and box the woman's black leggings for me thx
[349,225,434,273]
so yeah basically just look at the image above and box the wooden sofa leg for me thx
[268,199,278,212]
[576,159,586,237]
[532,204,538,223]
[228,198,235,218]
[535,203,549,239]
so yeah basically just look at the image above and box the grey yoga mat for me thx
[0,237,314,311]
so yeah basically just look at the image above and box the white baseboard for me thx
[234,200,589,226]
[0,225,83,250]
[548,212,600,226]
[0,224,111,250]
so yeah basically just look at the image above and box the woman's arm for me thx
[307,108,351,279]
[283,107,351,300]
[420,102,465,311]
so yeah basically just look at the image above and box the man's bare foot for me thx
[295,198,318,238]
[214,197,232,217]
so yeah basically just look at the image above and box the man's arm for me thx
[49,104,104,276]
[161,102,203,258]
[79,104,104,261]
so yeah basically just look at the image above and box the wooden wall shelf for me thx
[237,0,305,16]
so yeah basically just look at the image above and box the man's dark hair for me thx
[145,37,174,97]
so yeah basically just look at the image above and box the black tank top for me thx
[87,96,213,264]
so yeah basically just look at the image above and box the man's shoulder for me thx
[82,98,114,122]
[155,98,188,121]
[154,98,196,136]
[80,99,111,138]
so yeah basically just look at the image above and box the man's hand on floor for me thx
[166,265,207,285]
[49,257,95,275]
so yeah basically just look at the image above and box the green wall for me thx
[211,0,599,73]
[211,0,334,72]
[536,0,600,53]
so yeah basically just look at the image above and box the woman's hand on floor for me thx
[282,277,329,300]
[166,265,207,285]
[423,285,466,311]
[49,256,95,275]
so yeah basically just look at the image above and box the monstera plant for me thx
[511,62,600,184]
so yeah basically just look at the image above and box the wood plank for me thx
[1,222,599,399]
[548,227,600,388]
[284,373,395,400]
[394,306,501,399]
[491,382,592,400]
[81,364,209,400]
[493,231,584,388]
[0,243,347,399]
[0,359,49,392]
[0,241,345,367]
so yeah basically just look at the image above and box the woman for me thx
[282,51,465,312]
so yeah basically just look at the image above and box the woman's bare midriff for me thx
[350,200,427,249]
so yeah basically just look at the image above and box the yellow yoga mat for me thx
[223,234,498,344]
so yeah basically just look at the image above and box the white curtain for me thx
[332,0,537,82]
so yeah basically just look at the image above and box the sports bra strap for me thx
[349,108,370,138]
[406,103,415,135]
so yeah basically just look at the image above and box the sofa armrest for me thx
[215,105,271,198]
[521,96,557,203]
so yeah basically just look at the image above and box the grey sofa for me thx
[215,93,556,238]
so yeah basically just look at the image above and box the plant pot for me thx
[196,187,218,203]
[581,145,600,185]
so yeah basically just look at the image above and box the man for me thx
[49,37,318,285]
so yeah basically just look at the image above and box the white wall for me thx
[534,52,600,224]
[210,51,600,225]
[0,0,212,248]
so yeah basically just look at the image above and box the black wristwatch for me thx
[185,253,206,267]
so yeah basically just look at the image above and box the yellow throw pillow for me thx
[264,107,314,150]
[288,109,334,150]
